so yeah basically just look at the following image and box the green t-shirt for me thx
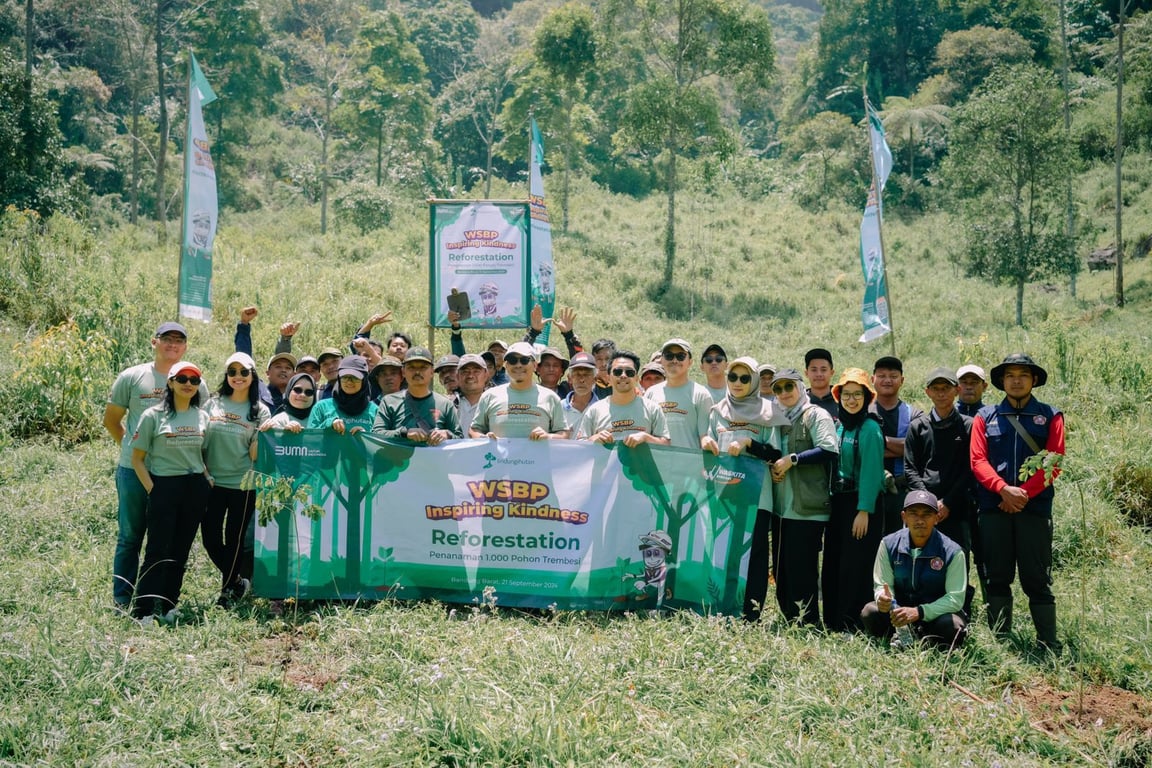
[131,404,210,476]
[307,398,379,434]
[470,384,567,438]
[577,397,669,441]
[203,395,270,489]
[372,391,462,440]
[644,381,713,449]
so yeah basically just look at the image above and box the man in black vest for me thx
[861,490,968,649]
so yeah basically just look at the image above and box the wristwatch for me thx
[789,453,799,466]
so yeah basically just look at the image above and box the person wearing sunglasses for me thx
[202,353,271,608]
[262,373,318,432]
[701,357,789,621]
[308,356,378,435]
[373,347,462,445]
[699,343,729,403]
[128,362,212,624]
[577,351,670,446]
[644,339,714,450]
[823,368,886,633]
[469,342,569,439]
[766,368,839,627]
[104,321,207,610]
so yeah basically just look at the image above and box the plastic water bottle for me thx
[890,598,916,650]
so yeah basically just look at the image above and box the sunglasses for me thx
[226,367,252,377]
[772,381,797,395]
[291,386,315,396]
[172,375,201,385]
[703,355,726,364]
[662,352,688,362]
[612,367,637,378]
[504,355,534,366]
[727,373,752,384]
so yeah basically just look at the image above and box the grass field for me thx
[1,175,1151,765]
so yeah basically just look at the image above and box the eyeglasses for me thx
[772,381,796,395]
[291,386,315,396]
[226,367,252,377]
[611,367,637,378]
[727,373,752,384]
[157,334,187,344]
[662,352,688,362]
[704,356,726,364]
[839,390,865,401]
[504,355,534,366]
[172,375,201,385]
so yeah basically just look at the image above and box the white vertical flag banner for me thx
[529,118,556,345]
[859,102,893,343]
[178,51,218,322]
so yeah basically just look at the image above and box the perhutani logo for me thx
[481,452,535,469]
[703,466,746,485]
[274,445,325,458]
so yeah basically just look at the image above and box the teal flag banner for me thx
[252,433,764,614]
[859,103,893,343]
[529,118,556,345]
[178,51,218,322]
[428,201,531,329]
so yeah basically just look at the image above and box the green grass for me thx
[1,170,1152,764]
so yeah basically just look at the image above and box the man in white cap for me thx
[644,338,713,450]
[469,341,568,439]
[956,363,987,417]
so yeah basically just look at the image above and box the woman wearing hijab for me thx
[766,368,839,627]
[702,357,789,621]
[308,356,378,434]
[823,368,886,632]
[129,362,212,623]
[262,372,317,432]
[202,353,270,607]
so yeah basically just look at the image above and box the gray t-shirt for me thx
[471,384,567,437]
[203,396,270,489]
[577,397,670,441]
[644,381,713,449]
[131,404,210,476]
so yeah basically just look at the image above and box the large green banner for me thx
[253,432,764,614]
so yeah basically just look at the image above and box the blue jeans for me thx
[113,465,148,605]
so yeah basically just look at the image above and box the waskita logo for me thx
[481,452,535,469]
[703,466,746,485]
[274,445,325,458]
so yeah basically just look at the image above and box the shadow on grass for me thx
[648,281,799,324]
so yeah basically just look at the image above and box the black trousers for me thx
[861,602,968,649]
[822,492,883,632]
[201,485,255,589]
[978,509,1055,607]
[770,514,825,626]
[133,473,210,618]
[744,508,773,621]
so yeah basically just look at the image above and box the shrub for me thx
[333,182,395,234]
[1103,460,1152,528]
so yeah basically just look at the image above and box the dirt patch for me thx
[1014,682,1152,735]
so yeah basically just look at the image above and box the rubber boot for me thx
[986,595,1012,638]
[1031,604,1061,653]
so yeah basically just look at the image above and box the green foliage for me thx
[1103,460,1152,527]
[333,182,395,234]
[1,319,114,442]
[243,470,326,527]
[930,26,1034,106]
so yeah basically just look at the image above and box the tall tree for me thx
[611,0,774,293]
[944,63,1079,326]
[0,48,69,214]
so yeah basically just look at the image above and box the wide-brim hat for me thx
[832,367,877,402]
[990,353,1048,389]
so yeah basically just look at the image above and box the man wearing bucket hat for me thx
[970,353,1065,651]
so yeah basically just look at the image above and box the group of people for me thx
[106,307,1065,654]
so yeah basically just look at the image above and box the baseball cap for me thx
[369,355,403,378]
[487,339,509,352]
[702,343,726,359]
[874,355,903,373]
[758,363,777,376]
[903,489,939,512]
[267,352,297,369]
[639,361,666,378]
[957,364,986,382]
[337,355,369,377]
[317,347,343,363]
[506,341,537,361]
[155,321,187,338]
[924,367,959,387]
[457,353,487,371]
[225,352,257,371]
[538,347,569,369]
[168,362,202,380]
[568,352,596,371]
[773,368,804,383]
[661,338,692,355]
[434,354,460,372]
[404,347,434,365]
